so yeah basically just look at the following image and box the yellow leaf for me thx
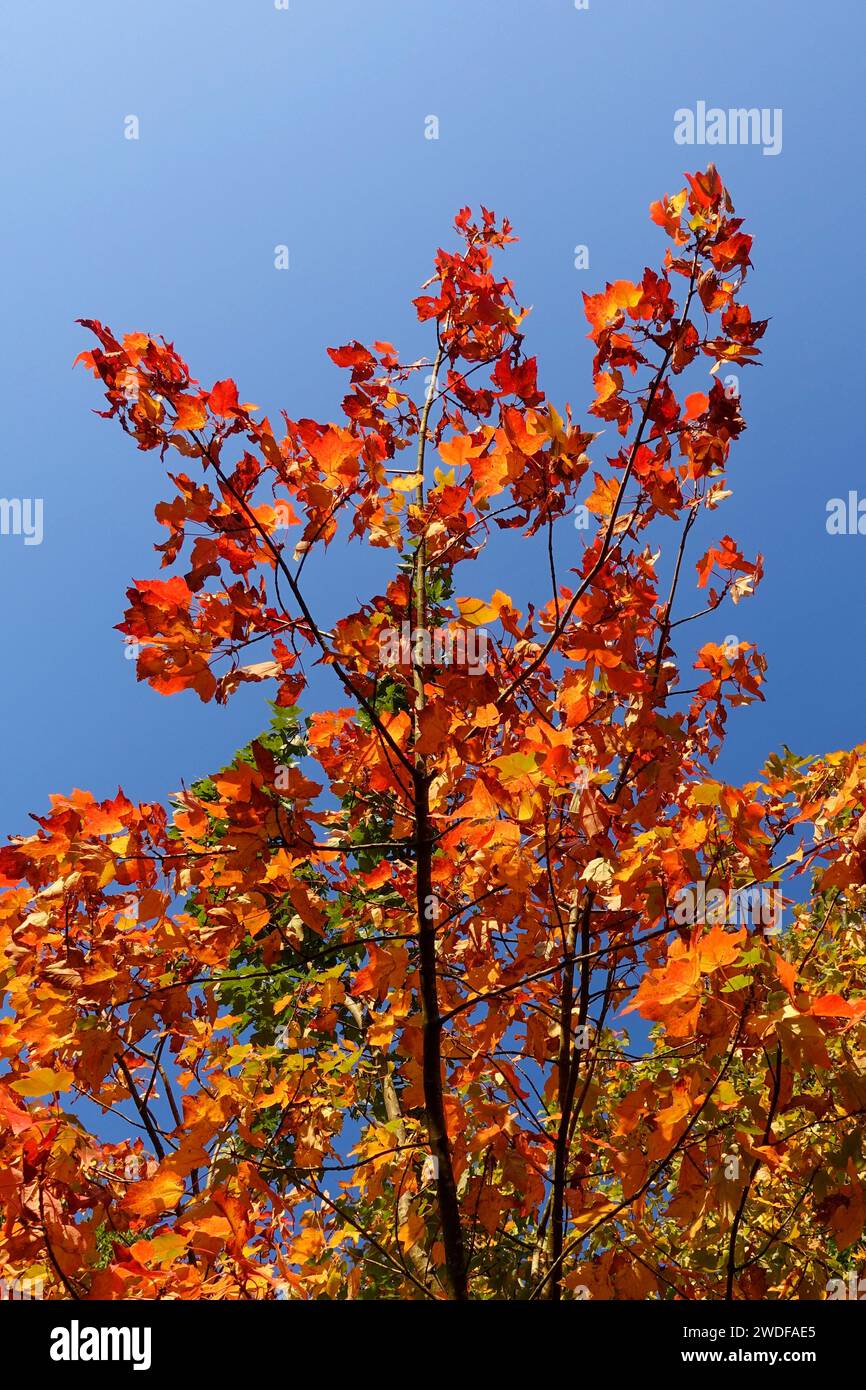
[391,472,424,492]
[456,596,497,626]
[494,752,539,781]
[570,1201,618,1234]
[398,1209,426,1253]
[691,781,723,807]
[130,1231,191,1265]
[11,1067,74,1097]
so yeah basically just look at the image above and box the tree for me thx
[1,165,864,1301]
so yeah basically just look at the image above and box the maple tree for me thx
[1,165,865,1302]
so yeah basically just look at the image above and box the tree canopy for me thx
[1,166,864,1301]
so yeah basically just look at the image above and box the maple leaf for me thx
[208,378,240,417]
[583,280,642,332]
[10,1067,75,1097]
[122,1171,185,1219]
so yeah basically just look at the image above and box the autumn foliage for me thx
[2,166,865,1301]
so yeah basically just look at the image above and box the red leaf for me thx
[209,379,240,417]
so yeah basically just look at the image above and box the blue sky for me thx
[1,0,863,839]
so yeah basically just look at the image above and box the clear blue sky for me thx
[1,0,863,838]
